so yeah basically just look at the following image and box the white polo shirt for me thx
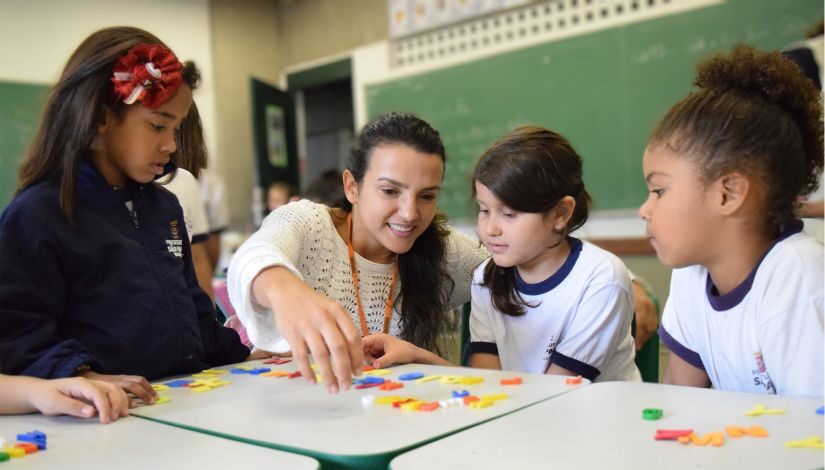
[469,238,640,382]
[660,223,824,397]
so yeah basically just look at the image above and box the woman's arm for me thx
[228,202,363,393]
[630,277,659,351]
[251,266,363,393]
[444,229,490,308]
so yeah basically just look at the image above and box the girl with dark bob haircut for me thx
[466,126,640,382]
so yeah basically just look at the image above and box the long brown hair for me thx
[17,26,203,222]
[650,44,823,238]
[172,99,207,177]
[337,112,454,352]
[473,126,591,316]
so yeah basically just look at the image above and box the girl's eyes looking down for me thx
[476,203,516,218]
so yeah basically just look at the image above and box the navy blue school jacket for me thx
[0,162,250,380]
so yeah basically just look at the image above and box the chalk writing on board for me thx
[633,44,668,64]
[366,1,821,219]
[686,33,736,55]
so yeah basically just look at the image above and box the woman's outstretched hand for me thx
[253,266,364,393]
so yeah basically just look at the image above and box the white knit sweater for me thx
[228,199,489,352]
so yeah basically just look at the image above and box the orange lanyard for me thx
[347,212,397,336]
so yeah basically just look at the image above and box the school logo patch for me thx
[166,220,183,258]
[751,351,776,394]
[543,335,558,362]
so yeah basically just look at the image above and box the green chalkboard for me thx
[367,0,822,221]
[0,81,48,211]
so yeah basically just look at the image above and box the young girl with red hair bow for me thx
[0,27,266,406]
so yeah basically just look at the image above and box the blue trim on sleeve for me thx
[706,220,803,311]
[191,233,209,244]
[659,326,705,371]
[465,342,499,356]
[550,350,600,381]
[515,237,583,296]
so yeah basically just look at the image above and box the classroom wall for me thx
[210,0,387,230]
[0,0,388,232]
[348,0,678,300]
[0,0,219,176]
[276,0,388,72]
[0,0,675,303]
[346,0,820,308]
[210,0,283,231]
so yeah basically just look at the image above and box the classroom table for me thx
[390,381,824,469]
[0,413,319,469]
[132,361,586,469]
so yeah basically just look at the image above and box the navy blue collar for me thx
[706,220,804,311]
[515,237,583,296]
[77,161,144,203]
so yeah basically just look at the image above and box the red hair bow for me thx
[111,44,183,109]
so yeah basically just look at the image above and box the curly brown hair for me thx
[649,44,824,237]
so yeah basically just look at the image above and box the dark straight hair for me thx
[172,99,207,178]
[473,125,591,316]
[17,26,203,222]
[338,112,454,352]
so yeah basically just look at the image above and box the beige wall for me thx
[211,0,283,230]
[0,0,218,188]
[276,0,388,70]
[211,0,388,230]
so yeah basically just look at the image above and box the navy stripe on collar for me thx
[705,220,803,311]
[515,237,583,296]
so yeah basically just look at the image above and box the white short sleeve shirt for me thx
[660,224,824,397]
[469,238,640,382]
[159,168,209,243]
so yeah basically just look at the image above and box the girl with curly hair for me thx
[642,45,824,396]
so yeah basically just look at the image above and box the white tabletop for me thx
[390,381,824,469]
[0,413,319,469]
[132,361,585,469]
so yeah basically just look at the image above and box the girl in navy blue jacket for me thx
[0,27,264,404]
